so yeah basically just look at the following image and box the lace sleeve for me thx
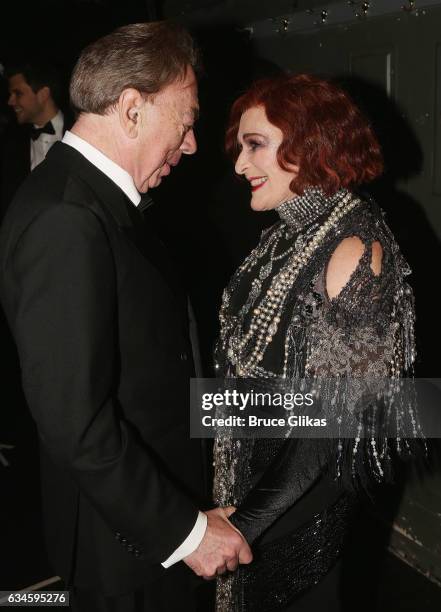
[305,236,422,490]
[307,238,394,375]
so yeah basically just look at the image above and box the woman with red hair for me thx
[213,75,416,610]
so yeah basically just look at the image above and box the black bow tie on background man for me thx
[30,121,55,141]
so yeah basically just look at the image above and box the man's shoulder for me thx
[17,142,116,206]
[0,145,114,251]
[8,148,82,207]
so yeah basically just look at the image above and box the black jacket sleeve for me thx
[11,202,199,563]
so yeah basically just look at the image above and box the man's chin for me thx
[148,177,162,189]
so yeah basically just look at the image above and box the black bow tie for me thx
[138,193,154,213]
[30,121,55,141]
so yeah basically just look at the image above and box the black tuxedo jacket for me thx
[0,143,207,595]
[0,113,72,219]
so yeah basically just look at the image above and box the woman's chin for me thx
[250,197,268,211]
[250,197,277,212]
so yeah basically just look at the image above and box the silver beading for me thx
[220,190,360,377]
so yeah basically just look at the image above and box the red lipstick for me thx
[249,177,267,192]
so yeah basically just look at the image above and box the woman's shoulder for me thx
[325,235,382,300]
[330,193,403,276]
[340,192,388,241]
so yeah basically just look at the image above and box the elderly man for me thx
[0,22,251,611]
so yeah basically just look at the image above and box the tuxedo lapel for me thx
[47,143,188,318]
[121,202,186,304]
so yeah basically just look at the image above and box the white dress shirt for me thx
[62,131,207,568]
[30,110,64,170]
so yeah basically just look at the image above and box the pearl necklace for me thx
[223,190,360,376]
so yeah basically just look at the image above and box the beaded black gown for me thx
[213,188,417,611]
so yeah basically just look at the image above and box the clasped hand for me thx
[184,506,252,579]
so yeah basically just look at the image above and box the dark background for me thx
[1,1,440,608]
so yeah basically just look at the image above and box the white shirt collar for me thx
[51,110,64,137]
[62,130,141,206]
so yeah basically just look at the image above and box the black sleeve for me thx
[11,202,199,563]
[229,439,327,545]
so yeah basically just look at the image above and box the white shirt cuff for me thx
[161,511,207,568]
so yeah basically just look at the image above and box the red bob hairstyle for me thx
[225,74,383,196]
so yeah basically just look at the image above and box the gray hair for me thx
[70,21,200,115]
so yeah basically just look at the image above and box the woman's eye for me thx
[248,140,261,151]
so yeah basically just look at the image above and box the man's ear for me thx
[118,88,145,138]
[37,85,51,105]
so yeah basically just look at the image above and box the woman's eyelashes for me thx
[248,140,261,151]
[243,138,264,152]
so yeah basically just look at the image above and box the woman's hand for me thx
[217,506,242,575]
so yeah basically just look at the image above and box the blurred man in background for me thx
[0,59,69,216]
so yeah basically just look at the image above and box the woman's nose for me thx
[235,150,248,175]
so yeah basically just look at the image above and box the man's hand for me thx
[183,507,252,578]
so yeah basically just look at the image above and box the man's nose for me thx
[181,129,197,155]
[7,94,15,106]
[235,150,248,175]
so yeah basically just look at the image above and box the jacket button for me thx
[127,544,134,552]
[121,538,127,546]
[134,549,141,558]
[115,532,122,541]
[180,352,188,361]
